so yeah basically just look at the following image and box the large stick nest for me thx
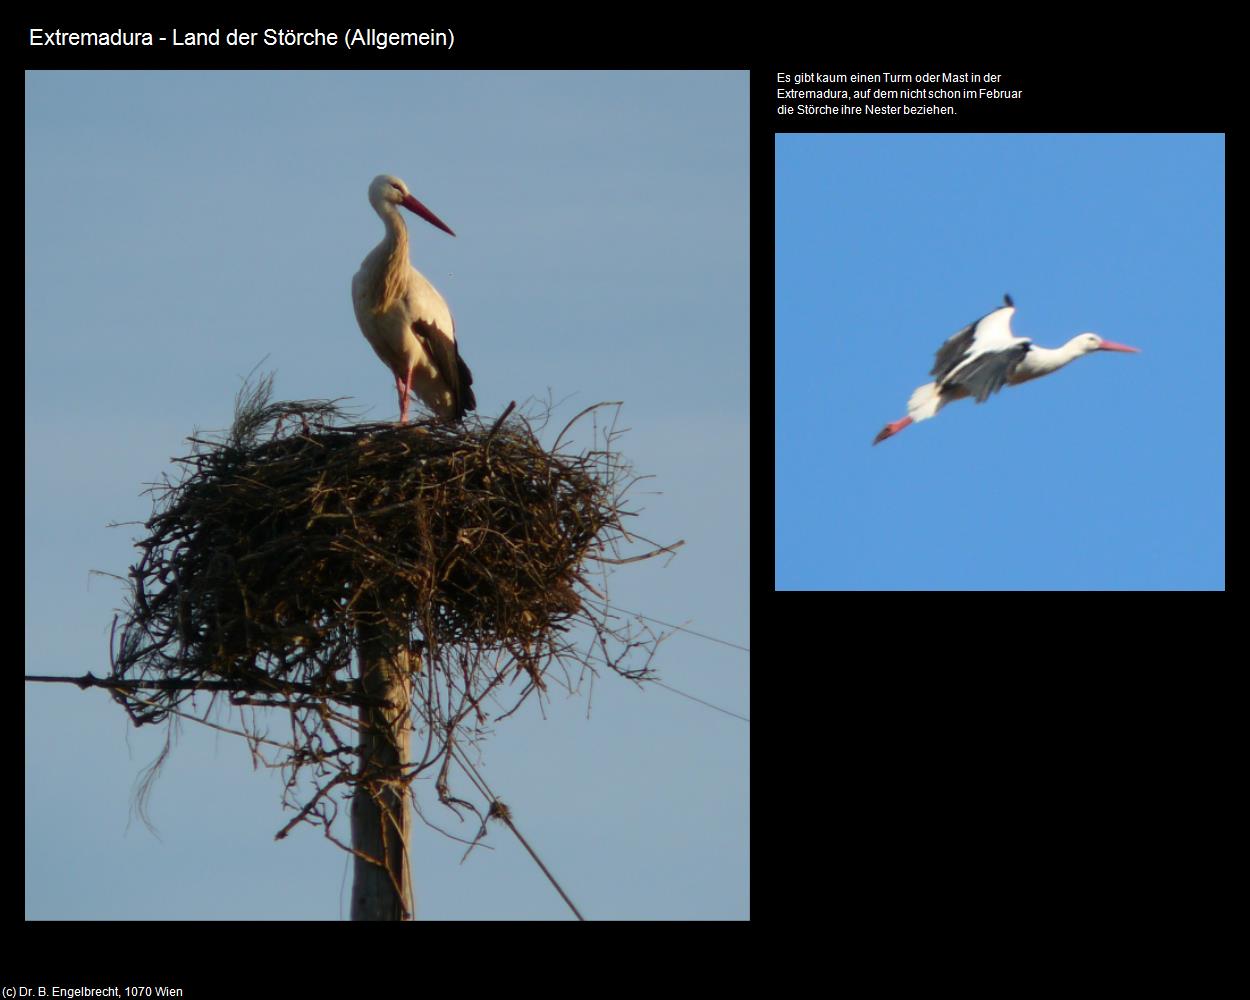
[108,379,674,844]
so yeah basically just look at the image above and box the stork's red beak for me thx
[1098,339,1140,353]
[401,193,456,237]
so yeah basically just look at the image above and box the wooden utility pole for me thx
[350,621,414,920]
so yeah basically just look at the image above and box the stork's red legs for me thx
[393,367,414,424]
[872,416,913,446]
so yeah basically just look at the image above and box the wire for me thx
[447,742,586,921]
[606,608,750,654]
[648,678,749,722]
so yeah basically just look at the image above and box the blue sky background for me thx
[776,133,1224,590]
[25,71,748,919]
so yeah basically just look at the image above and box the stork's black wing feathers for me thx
[945,342,1031,403]
[930,321,979,383]
[930,295,1018,385]
[413,318,477,422]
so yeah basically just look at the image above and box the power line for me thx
[648,678,749,722]
[447,742,585,921]
[607,608,750,654]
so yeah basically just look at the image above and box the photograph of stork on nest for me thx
[25,70,749,920]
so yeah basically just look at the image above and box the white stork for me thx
[873,294,1139,445]
[352,174,476,423]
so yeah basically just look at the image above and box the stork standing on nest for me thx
[352,174,476,423]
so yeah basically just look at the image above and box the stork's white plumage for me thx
[873,294,1139,445]
[352,174,475,423]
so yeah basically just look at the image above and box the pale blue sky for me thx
[776,133,1224,590]
[25,71,749,919]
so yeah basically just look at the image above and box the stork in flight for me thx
[352,174,476,423]
[873,294,1139,445]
